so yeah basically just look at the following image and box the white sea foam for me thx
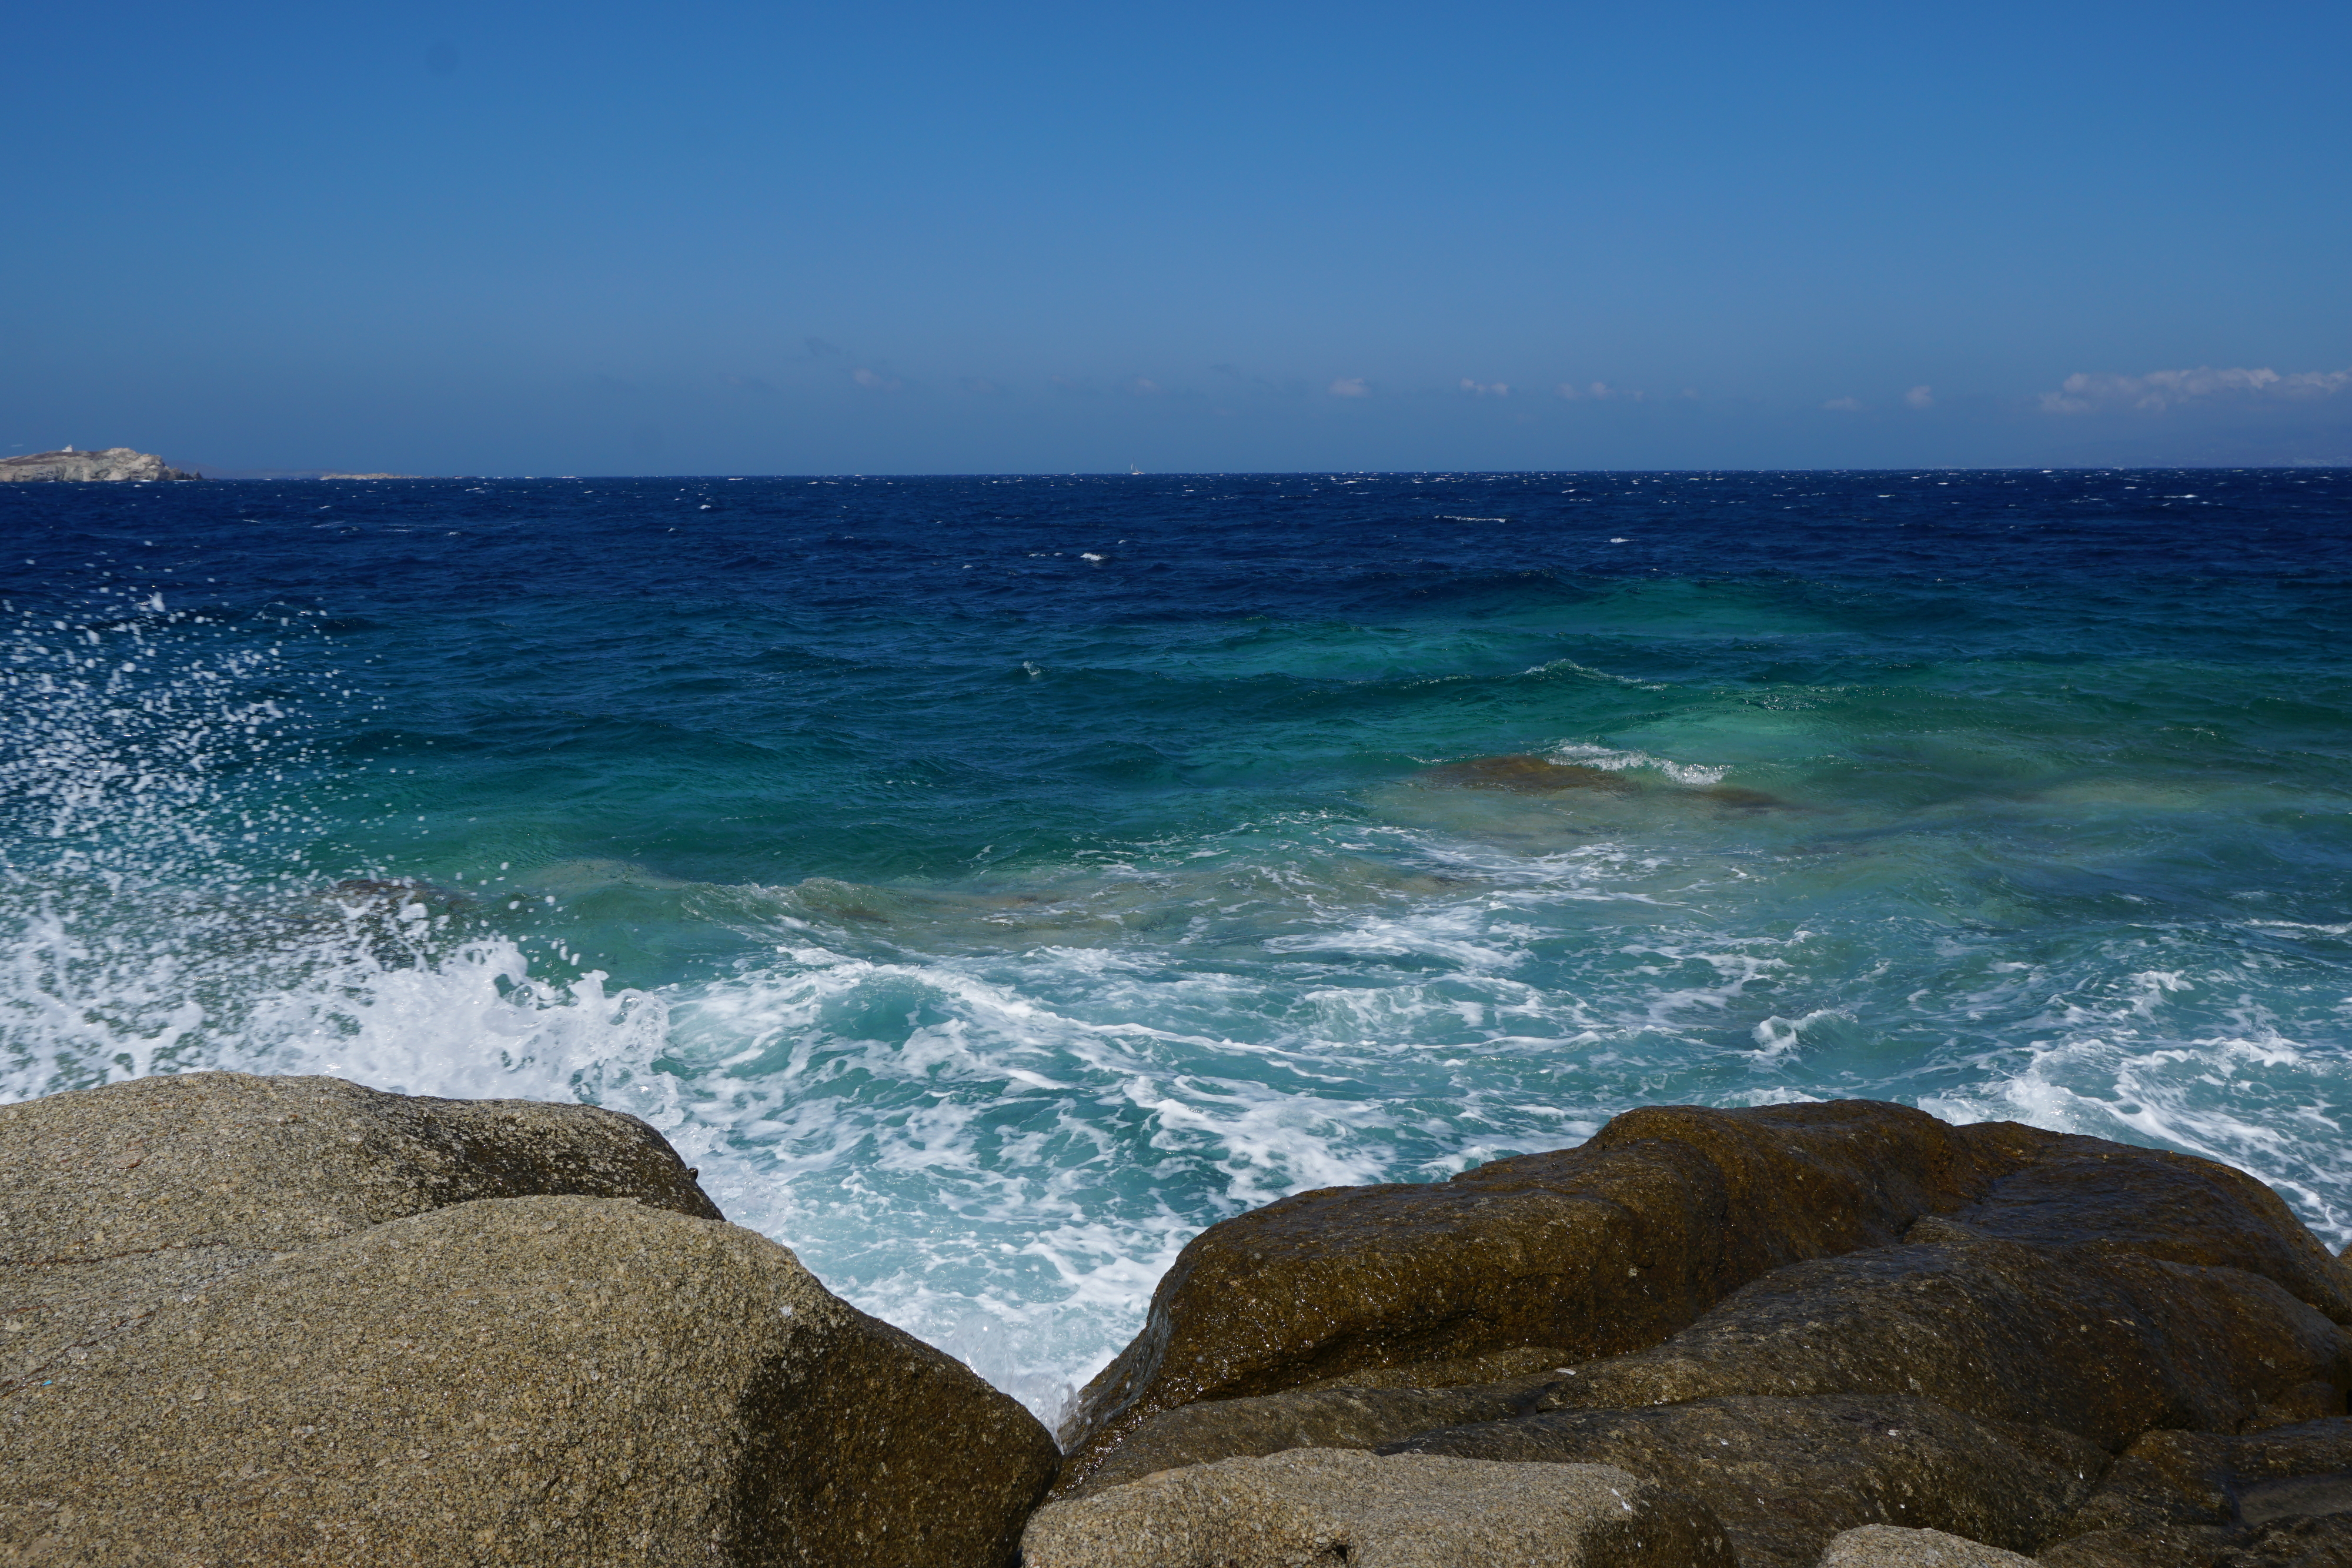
[1547,741,1729,785]
[9,599,2352,1435]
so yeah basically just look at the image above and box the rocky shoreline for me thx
[4,1076,2346,1565]
[0,447,201,482]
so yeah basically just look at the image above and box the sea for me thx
[5,469,2349,1423]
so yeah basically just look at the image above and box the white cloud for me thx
[1905,385,1935,409]
[1328,377,1370,397]
[1460,378,1509,397]
[2040,365,2352,414]
[1558,381,1644,402]
[1823,397,1865,412]
[850,367,905,392]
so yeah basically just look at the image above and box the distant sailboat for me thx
[1129,462,1142,475]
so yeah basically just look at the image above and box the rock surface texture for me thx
[11,1081,2352,1566]
[0,447,198,480]
[1058,1099,2352,1567]
[1057,1100,2056,1481]
[1021,1448,1733,1567]
[2039,1417,2352,1566]
[0,1072,1057,1567]
[1815,1525,2036,1566]
[1386,1393,2107,1568]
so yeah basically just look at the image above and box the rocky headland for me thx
[0,447,201,482]
[4,1079,2346,1566]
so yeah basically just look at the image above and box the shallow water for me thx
[5,469,2349,1420]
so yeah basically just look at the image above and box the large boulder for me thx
[1058,1101,2053,1486]
[0,1073,1060,1566]
[0,1195,1058,1567]
[1537,1236,2348,1450]
[1383,1393,2108,1568]
[2,1070,721,1261]
[2,1071,721,1396]
[1930,1146,2352,1324]
[1020,1449,1734,1568]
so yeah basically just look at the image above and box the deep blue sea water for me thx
[5,469,2350,1419]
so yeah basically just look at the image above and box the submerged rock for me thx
[0,1195,1057,1567]
[1384,1393,2107,1568]
[1409,754,1788,809]
[1057,1100,2046,1487]
[0,447,198,481]
[1021,1448,1733,1568]
[1413,755,1641,793]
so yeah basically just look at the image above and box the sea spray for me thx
[5,470,2350,1424]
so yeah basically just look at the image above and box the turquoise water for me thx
[5,469,2350,1419]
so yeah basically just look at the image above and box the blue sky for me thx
[6,1,2348,473]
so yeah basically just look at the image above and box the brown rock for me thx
[2040,1517,2352,1568]
[2038,1522,2245,1567]
[2049,1418,2352,1539]
[1285,1345,1603,1393]
[1057,1376,1563,1502]
[2219,1514,2352,1566]
[1382,1393,2108,1568]
[1059,1101,2049,1488]
[1935,1147,2352,1325]
[0,1194,1058,1567]
[1021,1449,1735,1568]
[1537,1236,2348,1450]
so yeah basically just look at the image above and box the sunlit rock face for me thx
[0,447,199,481]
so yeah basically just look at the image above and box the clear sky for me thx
[7,1,2348,474]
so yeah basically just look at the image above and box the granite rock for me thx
[2047,1417,2352,1539]
[1056,1376,1563,1502]
[1058,1101,2049,1486]
[2040,1516,2352,1568]
[1021,1448,1733,1568]
[2,1070,720,1265]
[1,1071,720,1396]
[1382,1392,2107,1568]
[1536,1236,2348,1450]
[1815,1525,2036,1566]
[0,1194,1059,1567]
[1931,1146,2352,1325]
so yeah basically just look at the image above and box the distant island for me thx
[0,446,201,482]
